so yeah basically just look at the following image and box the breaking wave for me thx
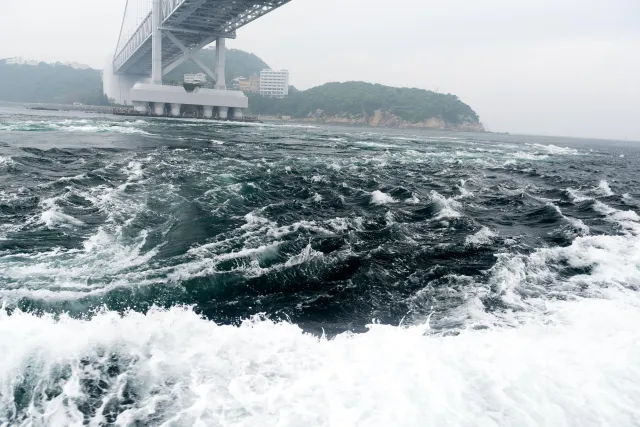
[1,109,640,425]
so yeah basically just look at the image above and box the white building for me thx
[260,69,289,98]
[64,61,91,70]
[3,57,39,66]
[184,73,207,85]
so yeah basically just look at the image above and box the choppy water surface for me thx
[1,108,640,426]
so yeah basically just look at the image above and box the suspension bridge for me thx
[103,0,292,118]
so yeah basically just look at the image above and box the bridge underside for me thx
[115,0,291,76]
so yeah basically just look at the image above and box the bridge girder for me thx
[114,0,292,76]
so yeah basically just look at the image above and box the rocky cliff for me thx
[299,109,485,132]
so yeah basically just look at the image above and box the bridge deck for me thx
[114,0,290,76]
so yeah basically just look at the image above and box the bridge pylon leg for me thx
[151,0,163,85]
[215,37,226,90]
[153,103,165,116]
[170,103,182,117]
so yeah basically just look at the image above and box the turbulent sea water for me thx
[1,107,640,426]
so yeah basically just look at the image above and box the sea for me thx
[1,107,639,426]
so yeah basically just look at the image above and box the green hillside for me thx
[0,62,109,105]
[0,52,482,128]
[248,82,480,125]
[0,50,267,104]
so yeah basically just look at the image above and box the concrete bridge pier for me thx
[153,102,165,116]
[170,103,182,117]
[123,5,247,121]
[133,101,148,113]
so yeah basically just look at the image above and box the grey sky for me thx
[1,0,638,140]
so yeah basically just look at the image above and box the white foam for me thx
[0,228,159,290]
[465,226,497,246]
[512,151,549,161]
[547,202,590,235]
[211,139,225,145]
[327,217,364,232]
[122,161,144,181]
[455,185,474,200]
[64,123,151,135]
[0,155,15,167]
[405,194,421,204]
[596,180,614,196]
[592,201,640,234]
[2,288,640,427]
[38,197,84,228]
[354,140,396,149]
[566,188,591,203]
[371,190,396,205]
[529,143,579,155]
[431,191,462,219]
[241,212,276,230]
[284,242,323,267]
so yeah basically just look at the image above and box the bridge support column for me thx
[215,37,226,90]
[153,102,165,116]
[170,103,181,117]
[203,106,214,119]
[151,0,163,85]
[218,107,229,120]
[133,101,148,113]
[232,108,243,119]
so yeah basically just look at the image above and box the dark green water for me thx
[1,108,640,426]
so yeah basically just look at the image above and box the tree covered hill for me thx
[0,53,483,129]
[0,49,268,104]
[248,82,482,128]
[0,62,109,105]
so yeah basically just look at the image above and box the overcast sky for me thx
[0,0,638,140]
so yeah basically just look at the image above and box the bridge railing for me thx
[113,0,293,74]
[161,0,187,21]
[113,0,186,73]
[114,11,153,73]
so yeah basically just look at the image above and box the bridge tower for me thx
[104,0,292,119]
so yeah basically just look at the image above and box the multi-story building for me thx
[234,74,261,94]
[232,77,245,90]
[259,69,289,98]
[248,74,260,93]
[237,78,251,92]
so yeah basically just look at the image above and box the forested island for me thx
[248,83,482,131]
[0,50,483,131]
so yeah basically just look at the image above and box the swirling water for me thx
[1,107,640,426]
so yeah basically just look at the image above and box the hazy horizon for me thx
[1,0,638,141]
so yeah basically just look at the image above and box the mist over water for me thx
[1,107,640,426]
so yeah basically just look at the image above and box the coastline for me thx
[256,110,486,132]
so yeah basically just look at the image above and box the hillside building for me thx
[3,57,39,66]
[248,74,260,93]
[234,74,261,94]
[184,73,207,84]
[259,69,289,98]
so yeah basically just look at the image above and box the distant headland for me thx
[0,51,484,132]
